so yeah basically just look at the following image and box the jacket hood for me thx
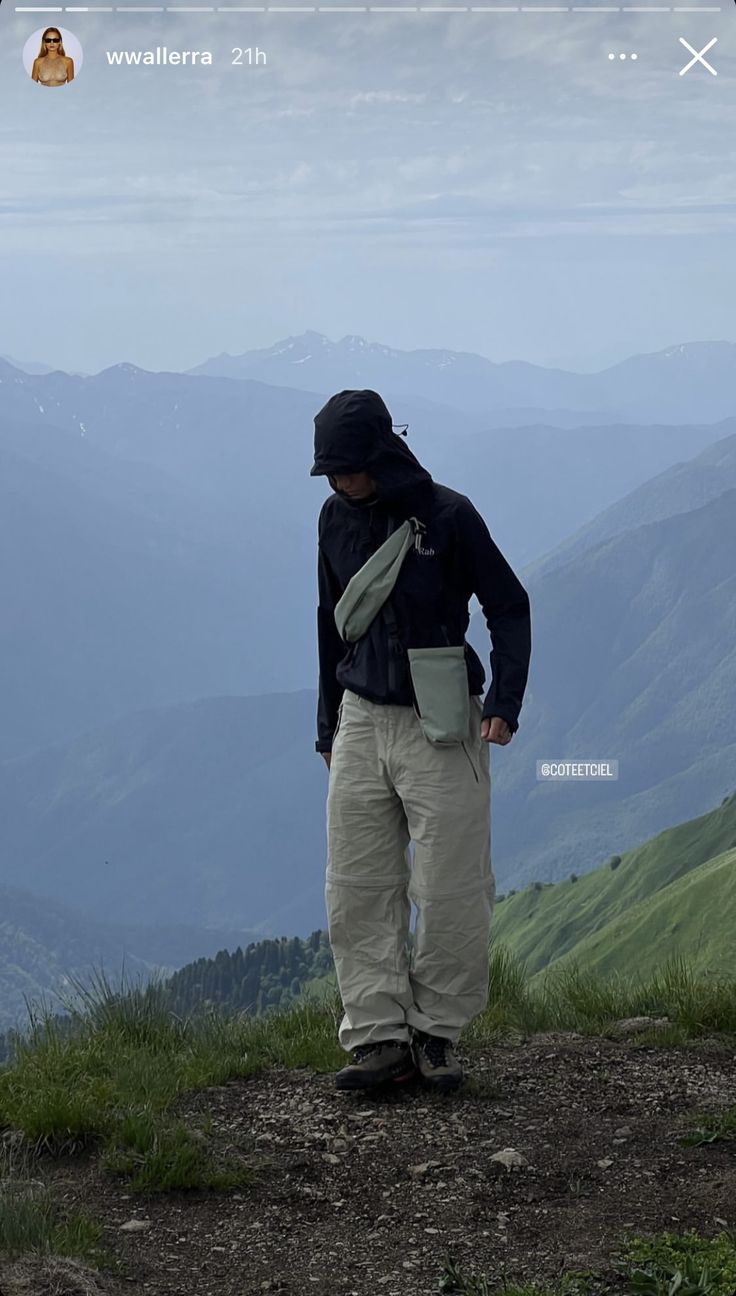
[310,389,433,507]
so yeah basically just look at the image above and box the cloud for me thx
[2,4,734,367]
[349,89,428,107]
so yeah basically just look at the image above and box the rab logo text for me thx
[414,537,436,556]
[412,519,436,556]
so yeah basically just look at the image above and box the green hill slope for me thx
[544,847,736,980]
[491,790,736,977]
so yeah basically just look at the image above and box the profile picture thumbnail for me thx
[23,27,84,86]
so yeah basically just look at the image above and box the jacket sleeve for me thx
[315,533,347,753]
[456,498,531,734]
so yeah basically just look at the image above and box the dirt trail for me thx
[12,1034,736,1296]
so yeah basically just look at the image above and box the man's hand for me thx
[322,751,332,770]
[481,716,513,745]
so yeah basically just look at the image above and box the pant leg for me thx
[325,689,415,1052]
[392,695,495,1044]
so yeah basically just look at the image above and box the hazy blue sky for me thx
[1,4,733,373]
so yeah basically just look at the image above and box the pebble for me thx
[409,1160,443,1177]
[490,1148,529,1170]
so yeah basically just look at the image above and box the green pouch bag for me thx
[334,518,417,643]
[407,645,470,745]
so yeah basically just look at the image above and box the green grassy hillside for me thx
[544,848,736,980]
[491,790,736,978]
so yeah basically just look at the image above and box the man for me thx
[311,389,531,1092]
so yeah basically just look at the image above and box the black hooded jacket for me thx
[311,389,531,753]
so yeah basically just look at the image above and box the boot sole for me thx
[334,1058,418,1091]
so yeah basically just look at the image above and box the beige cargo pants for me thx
[325,687,494,1051]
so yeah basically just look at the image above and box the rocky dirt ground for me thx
[2,1032,736,1296]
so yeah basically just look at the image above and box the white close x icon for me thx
[678,36,718,76]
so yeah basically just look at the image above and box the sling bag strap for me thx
[333,515,427,644]
[333,511,472,745]
[378,515,409,699]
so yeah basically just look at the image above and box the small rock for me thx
[597,1158,614,1170]
[119,1219,152,1232]
[408,1160,443,1177]
[489,1148,528,1171]
[614,1126,632,1137]
[322,1153,341,1165]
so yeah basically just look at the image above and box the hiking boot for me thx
[411,1029,464,1091]
[334,1038,417,1090]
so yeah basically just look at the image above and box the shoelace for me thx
[352,1039,404,1062]
[352,1045,374,1061]
[416,1034,451,1067]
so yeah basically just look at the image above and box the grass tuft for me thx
[531,954,736,1038]
[438,1251,600,1294]
[681,1106,736,1146]
[102,1115,255,1193]
[0,965,347,1193]
[437,1232,736,1295]
[619,1230,736,1296]
[0,1133,111,1270]
[0,1179,107,1268]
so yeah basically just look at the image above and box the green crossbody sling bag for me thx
[333,515,471,746]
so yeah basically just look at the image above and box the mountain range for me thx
[8,332,736,428]
[1,439,734,936]
[0,354,727,759]
[1,333,734,1003]
[188,332,736,425]
[526,427,736,581]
